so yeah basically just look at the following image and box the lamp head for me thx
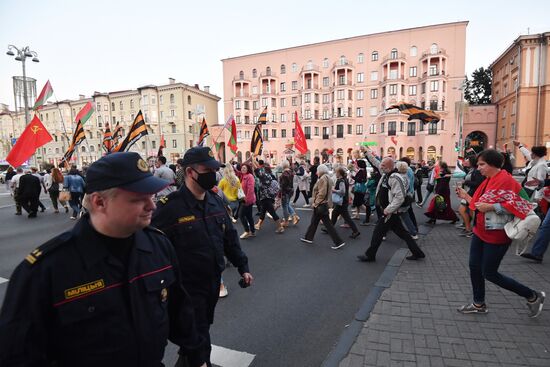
[6,50,15,56]
[32,57,39,63]
[14,56,22,61]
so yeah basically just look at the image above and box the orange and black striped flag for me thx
[102,123,113,153]
[250,124,263,156]
[111,122,123,147]
[386,102,440,123]
[112,111,148,152]
[197,118,209,146]
[59,119,86,167]
[258,107,268,124]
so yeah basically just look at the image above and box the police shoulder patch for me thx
[158,196,169,204]
[25,232,73,265]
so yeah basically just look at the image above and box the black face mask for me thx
[192,168,217,191]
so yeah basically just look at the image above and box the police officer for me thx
[0,152,206,367]
[152,146,253,367]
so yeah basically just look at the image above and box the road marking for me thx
[211,345,255,367]
[0,277,8,285]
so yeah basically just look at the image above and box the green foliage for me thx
[464,67,492,105]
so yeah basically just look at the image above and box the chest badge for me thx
[178,215,196,223]
[160,288,168,303]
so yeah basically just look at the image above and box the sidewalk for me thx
[339,223,550,367]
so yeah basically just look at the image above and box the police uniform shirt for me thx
[151,184,250,323]
[0,215,203,367]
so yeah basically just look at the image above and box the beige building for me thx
[0,79,220,166]
[221,21,468,165]
[490,32,550,166]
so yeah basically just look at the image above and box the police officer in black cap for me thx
[0,152,206,367]
[152,146,253,367]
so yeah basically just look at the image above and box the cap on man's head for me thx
[85,152,169,194]
[181,146,221,170]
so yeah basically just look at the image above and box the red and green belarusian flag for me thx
[74,101,94,124]
[226,114,238,155]
[33,80,54,111]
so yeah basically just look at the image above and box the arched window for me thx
[280,64,286,74]
[390,48,398,59]
[82,146,86,152]
[239,70,244,79]
[306,60,313,70]
[427,146,436,161]
[406,147,415,159]
[90,145,95,152]
[323,58,329,68]
[119,101,123,110]
[130,99,134,109]
[410,46,417,57]
[430,43,438,55]
[357,53,364,63]
[291,63,297,72]
[187,96,191,105]
[371,51,378,61]
[96,131,101,139]
[252,68,257,78]
[339,55,347,65]
[111,102,115,111]
[266,66,271,76]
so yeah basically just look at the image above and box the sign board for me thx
[357,141,378,147]
[11,138,17,145]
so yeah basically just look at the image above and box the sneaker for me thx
[415,203,423,208]
[292,215,300,225]
[455,223,466,229]
[457,303,488,314]
[70,216,76,220]
[527,291,545,318]
[240,232,251,239]
[331,242,346,250]
[300,238,313,244]
[303,204,311,208]
[267,213,273,219]
[459,231,473,238]
[219,284,228,298]
[231,217,238,224]
[411,235,419,240]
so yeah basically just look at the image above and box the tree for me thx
[464,67,492,104]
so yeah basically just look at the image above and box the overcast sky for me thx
[1,0,548,122]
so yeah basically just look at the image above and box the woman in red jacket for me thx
[239,163,257,239]
[456,149,544,317]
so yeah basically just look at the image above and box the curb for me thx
[321,224,433,367]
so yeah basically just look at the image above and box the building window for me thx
[370,71,378,81]
[252,86,258,94]
[314,126,319,136]
[280,98,286,107]
[171,110,175,117]
[261,98,268,107]
[321,77,330,87]
[291,63,297,72]
[356,107,364,117]
[371,51,378,61]
[356,124,363,135]
[304,93,311,103]
[304,126,311,139]
[430,100,438,110]
[389,84,397,95]
[271,129,277,138]
[370,89,378,99]
[380,122,385,133]
[511,122,516,137]
[337,90,345,100]
[388,121,396,135]
[409,66,417,77]
[347,124,352,135]
[428,122,438,134]
[279,82,286,92]
[271,98,276,108]
[390,48,398,59]
[172,139,177,148]
[252,68,257,78]
[357,90,364,100]
[291,81,298,90]
[409,85,417,96]
[235,100,241,109]
[112,116,116,125]
[253,101,259,110]
[263,128,268,141]
[171,125,176,133]
[169,94,174,104]
[322,110,330,119]
[304,110,311,119]
[400,121,404,132]
[239,70,244,79]
[430,43,438,55]
[280,113,286,122]
[357,53,364,63]
[430,80,438,92]
[96,103,101,111]
[410,46,417,57]
[282,129,287,138]
[292,97,298,106]
[429,65,438,76]
[323,58,329,68]
[357,72,364,83]
[369,123,376,134]
[407,122,416,136]
[512,101,516,115]
[336,125,344,138]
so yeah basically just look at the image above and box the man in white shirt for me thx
[153,156,176,198]
[10,168,24,215]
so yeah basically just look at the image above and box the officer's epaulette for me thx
[24,231,73,265]
[157,190,181,205]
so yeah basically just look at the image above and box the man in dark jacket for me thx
[18,170,42,218]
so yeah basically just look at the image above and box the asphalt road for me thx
[0,184,440,367]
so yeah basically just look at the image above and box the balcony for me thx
[382,52,407,63]
[233,76,251,83]
[301,64,320,73]
[260,71,277,78]
[333,80,353,87]
[382,75,405,82]
[420,70,446,79]
[421,48,447,59]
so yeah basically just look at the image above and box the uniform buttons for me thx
[161,279,165,284]
[88,306,95,313]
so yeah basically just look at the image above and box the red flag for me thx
[293,112,308,154]
[390,136,397,146]
[6,115,52,167]
[157,134,165,157]
[227,116,238,155]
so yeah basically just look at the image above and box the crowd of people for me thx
[0,140,549,365]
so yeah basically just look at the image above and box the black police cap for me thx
[85,152,169,194]
[181,146,221,169]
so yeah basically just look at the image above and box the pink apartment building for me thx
[218,21,468,165]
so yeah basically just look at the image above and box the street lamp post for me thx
[6,45,40,126]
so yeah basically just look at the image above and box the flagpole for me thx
[208,114,233,150]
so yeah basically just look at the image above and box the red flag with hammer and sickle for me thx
[6,115,52,167]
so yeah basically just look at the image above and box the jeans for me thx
[69,192,83,217]
[364,213,424,259]
[400,211,417,236]
[331,204,359,233]
[240,204,255,233]
[469,234,535,304]
[530,209,550,258]
[281,194,296,219]
[304,206,343,245]
[227,200,239,218]
[419,187,433,207]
